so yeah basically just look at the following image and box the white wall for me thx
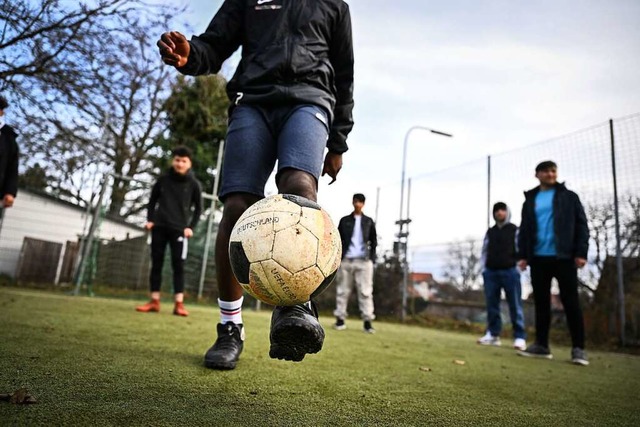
[0,190,144,277]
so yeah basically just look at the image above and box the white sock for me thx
[219,297,243,325]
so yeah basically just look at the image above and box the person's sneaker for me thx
[513,338,527,351]
[204,322,244,370]
[517,343,553,359]
[571,347,589,366]
[363,320,376,334]
[173,302,189,317]
[477,332,501,346]
[333,317,346,331]
[269,302,324,362]
[136,299,160,313]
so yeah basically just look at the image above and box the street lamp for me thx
[397,126,453,321]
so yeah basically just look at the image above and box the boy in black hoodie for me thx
[136,146,202,316]
[478,202,526,351]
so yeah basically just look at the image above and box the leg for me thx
[333,261,354,321]
[168,229,189,316]
[482,269,503,337]
[503,267,526,340]
[530,260,554,347]
[205,106,276,370]
[353,259,375,322]
[555,260,585,349]
[136,227,167,312]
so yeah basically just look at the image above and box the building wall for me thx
[0,190,144,277]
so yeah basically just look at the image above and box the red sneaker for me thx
[136,299,160,313]
[173,302,189,317]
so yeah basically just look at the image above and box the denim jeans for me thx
[482,267,526,339]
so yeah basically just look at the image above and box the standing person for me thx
[334,193,378,333]
[477,202,526,350]
[157,0,354,369]
[136,146,202,317]
[0,95,19,225]
[517,161,590,366]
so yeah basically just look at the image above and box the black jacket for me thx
[147,169,202,231]
[338,213,377,262]
[178,0,354,154]
[518,183,589,262]
[0,124,19,198]
[482,222,518,269]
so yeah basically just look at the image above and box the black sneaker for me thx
[269,302,324,362]
[517,342,553,359]
[333,317,346,331]
[204,322,244,370]
[571,347,589,366]
[363,320,375,334]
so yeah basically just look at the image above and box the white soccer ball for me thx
[229,194,342,306]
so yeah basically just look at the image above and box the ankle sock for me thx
[219,297,243,325]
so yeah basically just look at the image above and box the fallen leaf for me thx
[453,360,466,365]
[419,366,432,372]
[3,388,38,405]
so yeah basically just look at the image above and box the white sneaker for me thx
[513,338,527,351]
[477,332,501,346]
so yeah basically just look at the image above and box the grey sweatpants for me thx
[333,258,375,321]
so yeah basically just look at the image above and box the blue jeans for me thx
[482,267,526,339]
[219,104,329,201]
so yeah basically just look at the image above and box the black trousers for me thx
[149,227,185,294]
[530,257,585,349]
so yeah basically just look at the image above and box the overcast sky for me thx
[179,0,640,259]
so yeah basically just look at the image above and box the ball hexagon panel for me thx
[231,211,276,262]
[271,225,318,273]
[245,262,282,306]
[313,209,342,277]
[260,259,324,305]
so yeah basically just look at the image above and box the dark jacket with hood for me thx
[177,0,354,154]
[338,213,377,262]
[0,124,19,199]
[517,182,589,262]
[147,169,202,231]
[481,206,518,270]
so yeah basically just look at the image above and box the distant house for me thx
[0,188,144,281]
[408,272,438,300]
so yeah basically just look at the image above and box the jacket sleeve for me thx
[189,180,203,229]
[177,0,244,76]
[517,200,528,260]
[147,180,161,222]
[2,132,19,197]
[369,219,378,262]
[327,2,354,154]
[480,230,489,270]
[573,194,589,259]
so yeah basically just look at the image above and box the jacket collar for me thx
[524,182,566,199]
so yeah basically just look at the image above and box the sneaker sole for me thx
[270,319,324,362]
[477,341,501,346]
[204,359,237,370]
[333,325,347,331]
[517,350,553,359]
[571,358,589,366]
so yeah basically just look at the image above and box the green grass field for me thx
[1,287,639,426]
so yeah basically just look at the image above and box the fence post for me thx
[609,119,626,346]
[198,140,225,300]
[73,174,109,295]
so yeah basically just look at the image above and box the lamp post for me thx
[397,126,452,321]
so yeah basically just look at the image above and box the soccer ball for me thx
[229,194,342,306]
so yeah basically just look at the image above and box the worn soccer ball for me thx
[229,194,342,306]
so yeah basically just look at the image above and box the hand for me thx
[145,222,154,230]
[575,257,587,268]
[321,152,343,185]
[517,259,528,271]
[157,31,190,68]
[184,228,193,238]
[2,194,14,208]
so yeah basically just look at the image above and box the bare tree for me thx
[443,238,483,294]
[13,2,185,217]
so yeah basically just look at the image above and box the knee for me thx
[220,194,261,228]
[277,169,317,201]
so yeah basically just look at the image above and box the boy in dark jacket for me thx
[157,0,354,369]
[136,146,202,317]
[517,161,590,365]
[477,202,526,350]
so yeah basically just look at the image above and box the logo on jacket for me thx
[255,0,281,10]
